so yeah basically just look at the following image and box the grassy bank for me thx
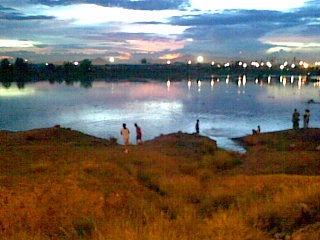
[0,127,320,239]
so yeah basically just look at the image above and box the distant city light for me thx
[187,60,192,65]
[197,56,204,63]
[266,61,272,68]
[74,61,79,66]
[109,57,115,63]
[211,61,215,66]
[251,61,260,68]
[224,62,230,67]
[166,60,171,65]
[243,63,248,68]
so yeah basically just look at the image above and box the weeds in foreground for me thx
[1,131,320,239]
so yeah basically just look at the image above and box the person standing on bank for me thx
[292,109,300,130]
[134,123,142,145]
[120,123,130,153]
[303,109,310,128]
[195,119,200,134]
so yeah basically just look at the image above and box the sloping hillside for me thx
[0,127,319,239]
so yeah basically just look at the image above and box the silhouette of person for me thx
[252,125,261,135]
[303,109,310,128]
[195,119,199,134]
[134,123,142,145]
[292,109,300,130]
[120,123,130,153]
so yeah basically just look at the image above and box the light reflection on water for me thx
[0,77,319,152]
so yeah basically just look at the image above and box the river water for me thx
[0,76,319,152]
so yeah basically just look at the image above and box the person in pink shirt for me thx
[134,123,142,145]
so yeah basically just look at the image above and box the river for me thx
[0,76,319,152]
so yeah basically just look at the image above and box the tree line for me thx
[1,57,319,89]
[0,58,96,88]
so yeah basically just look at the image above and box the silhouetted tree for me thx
[14,57,29,82]
[15,58,27,71]
[0,58,13,82]
[47,63,56,72]
[141,58,147,64]
[63,62,78,83]
[80,59,92,73]
[1,58,10,70]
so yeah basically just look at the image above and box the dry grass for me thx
[0,127,320,239]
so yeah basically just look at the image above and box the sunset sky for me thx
[0,0,319,64]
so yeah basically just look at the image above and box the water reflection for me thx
[0,86,35,97]
[0,77,319,152]
[210,79,214,88]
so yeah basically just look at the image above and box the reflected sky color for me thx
[0,87,35,97]
[0,78,319,151]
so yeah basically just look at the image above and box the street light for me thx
[197,56,204,63]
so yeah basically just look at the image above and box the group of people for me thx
[120,109,312,153]
[120,123,142,153]
[292,108,311,130]
[120,120,200,153]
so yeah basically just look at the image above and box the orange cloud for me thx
[126,39,185,53]
[0,56,14,60]
[159,53,181,60]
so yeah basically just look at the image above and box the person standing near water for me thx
[134,123,142,145]
[292,109,300,130]
[303,109,310,128]
[120,123,130,153]
[195,119,200,134]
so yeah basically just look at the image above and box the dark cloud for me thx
[1,14,54,20]
[0,5,15,11]
[173,4,320,50]
[173,11,284,45]
[300,24,320,36]
[0,4,54,20]
[170,9,304,27]
[1,0,320,63]
[28,0,189,10]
